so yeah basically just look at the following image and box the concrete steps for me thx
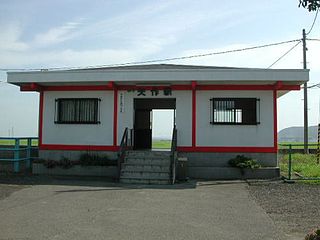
[120,178,170,185]
[120,150,171,185]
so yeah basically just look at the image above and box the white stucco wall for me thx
[117,90,192,146]
[196,91,274,147]
[42,91,114,145]
[42,89,274,147]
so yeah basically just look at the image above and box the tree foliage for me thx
[299,0,320,11]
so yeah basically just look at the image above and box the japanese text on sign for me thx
[133,88,172,96]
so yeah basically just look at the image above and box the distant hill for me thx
[278,125,319,142]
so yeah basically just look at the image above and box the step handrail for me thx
[117,128,129,180]
[170,126,178,184]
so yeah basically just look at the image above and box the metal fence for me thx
[278,143,320,182]
[0,137,38,172]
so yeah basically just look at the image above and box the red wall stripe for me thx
[39,144,119,151]
[39,91,44,146]
[177,146,277,153]
[273,90,278,151]
[191,81,196,147]
[113,88,118,146]
[39,144,274,153]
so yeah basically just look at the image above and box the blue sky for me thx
[0,0,319,137]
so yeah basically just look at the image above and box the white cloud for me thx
[0,23,28,51]
[33,21,83,46]
[0,47,146,69]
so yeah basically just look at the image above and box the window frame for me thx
[54,98,101,124]
[210,97,260,125]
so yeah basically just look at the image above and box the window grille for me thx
[54,98,101,124]
[210,98,260,125]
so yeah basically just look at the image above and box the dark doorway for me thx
[134,109,152,149]
[133,98,176,150]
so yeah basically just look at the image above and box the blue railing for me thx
[0,137,38,172]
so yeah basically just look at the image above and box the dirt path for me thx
[248,181,320,239]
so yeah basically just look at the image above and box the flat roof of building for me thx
[7,63,309,86]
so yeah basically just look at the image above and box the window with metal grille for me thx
[210,98,260,125]
[54,98,101,124]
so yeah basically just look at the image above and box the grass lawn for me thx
[279,153,320,180]
[278,142,318,149]
[152,140,171,149]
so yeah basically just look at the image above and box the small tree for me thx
[299,0,320,11]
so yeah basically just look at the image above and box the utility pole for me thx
[302,29,308,154]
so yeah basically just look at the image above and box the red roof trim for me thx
[20,83,301,92]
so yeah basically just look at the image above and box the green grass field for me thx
[278,142,318,149]
[152,140,171,149]
[0,139,38,146]
[279,153,320,180]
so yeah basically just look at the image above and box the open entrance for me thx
[133,98,176,150]
[152,109,175,149]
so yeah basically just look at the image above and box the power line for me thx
[308,83,320,88]
[301,83,320,89]
[306,8,319,35]
[267,40,301,68]
[0,39,301,72]
[307,38,320,41]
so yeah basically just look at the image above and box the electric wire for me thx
[301,82,320,89]
[307,38,320,41]
[307,83,320,88]
[266,7,320,69]
[0,39,301,72]
[306,8,319,35]
[318,95,320,125]
[267,40,302,68]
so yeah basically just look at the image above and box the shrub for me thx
[79,153,117,166]
[305,228,320,240]
[58,157,73,169]
[41,154,117,168]
[43,160,57,168]
[228,155,261,169]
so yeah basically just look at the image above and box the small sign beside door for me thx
[119,92,125,113]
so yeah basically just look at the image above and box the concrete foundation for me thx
[38,150,279,180]
[186,167,280,180]
[39,150,118,161]
[32,163,117,178]
[179,152,277,167]
[178,152,279,180]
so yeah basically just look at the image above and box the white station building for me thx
[7,64,309,180]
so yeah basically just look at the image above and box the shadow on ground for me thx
[0,173,198,190]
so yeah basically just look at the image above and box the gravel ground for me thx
[248,181,320,238]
